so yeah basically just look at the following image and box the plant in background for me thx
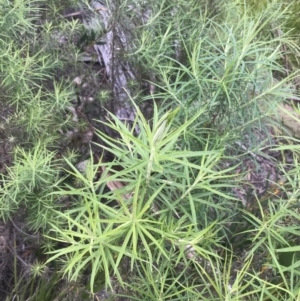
[137,0,297,136]
[5,267,86,301]
[97,89,111,105]
[0,0,83,224]
[0,0,96,298]
[0,142,63,229]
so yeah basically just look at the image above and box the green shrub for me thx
[1,0,300,300]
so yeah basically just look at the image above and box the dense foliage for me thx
[1,0,300,300]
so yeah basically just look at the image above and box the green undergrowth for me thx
[1,0,300,300]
